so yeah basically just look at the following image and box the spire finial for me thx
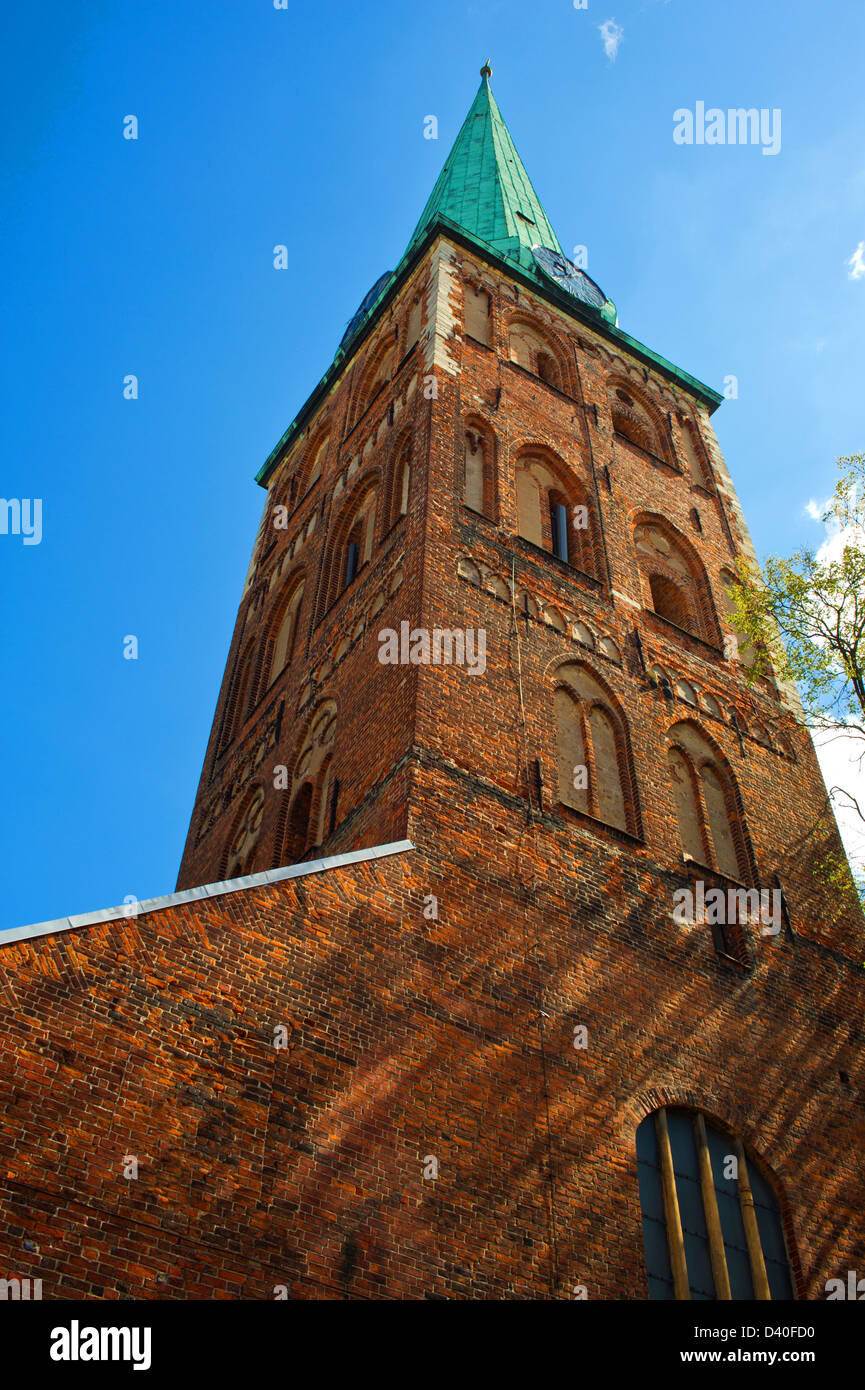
[480,59,492,79]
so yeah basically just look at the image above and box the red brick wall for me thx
[1,840,862,1299]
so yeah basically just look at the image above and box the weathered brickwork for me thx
[3,228,863,1300]
[1,833,862,1299]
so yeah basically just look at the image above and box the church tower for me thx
[4,68,863,1304]
[167,68,865,1300]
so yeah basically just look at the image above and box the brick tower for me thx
[3,67,864,1303]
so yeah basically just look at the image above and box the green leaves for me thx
[727,454,865,915]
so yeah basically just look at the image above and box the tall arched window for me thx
[667,748,705,864]
[667,723,749,880]
[326,483,379,609]
[516,455,597,575]
[636,1107,794,1300]
[464,425,496,518]
[267,580,305,687]
[554,664,636,834]
[635,519,720,645]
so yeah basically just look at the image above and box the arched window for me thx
[554,664,636,834]
[609,385,667,461]
[386,437,411,529]
[267,580,305,687]
[327,483,379,608]
[464,284,491,347]
[516,455,597,575]
[397,452,410,517]
[508,322,565,388]
[224,784,266,879]
[348,341,395,431]
[635,519,720,645]
[548,489,570,562]
[275,699,338,866]
[667,723,749,879]
[667,748,706,864]
[464,426,496,518]
[636,1107,794,1300]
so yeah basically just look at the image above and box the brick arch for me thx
[551,658,641,836]
[218,634,258,753]
[513,443,601,576]
[382,425,413,533]
[462,413,498,519]
[607,375,673,465]
[297,426,331,498]
[261,566,307,691]
[621,1088,801,1204]
[505,311,575,395]
[220,780,267,880]
[319,468,382,615]
[274,698,338,864]
[666,717,756,881]
[348,332,396,431]
[622,1091,803,1297]
[631,511,722,645]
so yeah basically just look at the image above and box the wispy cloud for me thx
[598,19,624,61]
[804,496,829,522]
[846,240,865,280]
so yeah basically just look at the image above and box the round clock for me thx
[338,271,393,353]
[531,245,608,312]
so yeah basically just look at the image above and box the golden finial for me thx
[480,60,492,79]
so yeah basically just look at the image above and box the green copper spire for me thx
[406,63,564,272]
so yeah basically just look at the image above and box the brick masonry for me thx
[2,234,863,1299]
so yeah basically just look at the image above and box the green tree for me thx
[728,452,865,917]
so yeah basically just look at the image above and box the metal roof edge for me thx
[0,839,417,949]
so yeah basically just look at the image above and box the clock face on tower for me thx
[338,271,393,352]
[531,244,608,311]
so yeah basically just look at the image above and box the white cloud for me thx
[846,240,865,280]
[598,19,624,61]
[804,496,828,522]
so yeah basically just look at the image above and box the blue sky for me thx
[2,0,864,931]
